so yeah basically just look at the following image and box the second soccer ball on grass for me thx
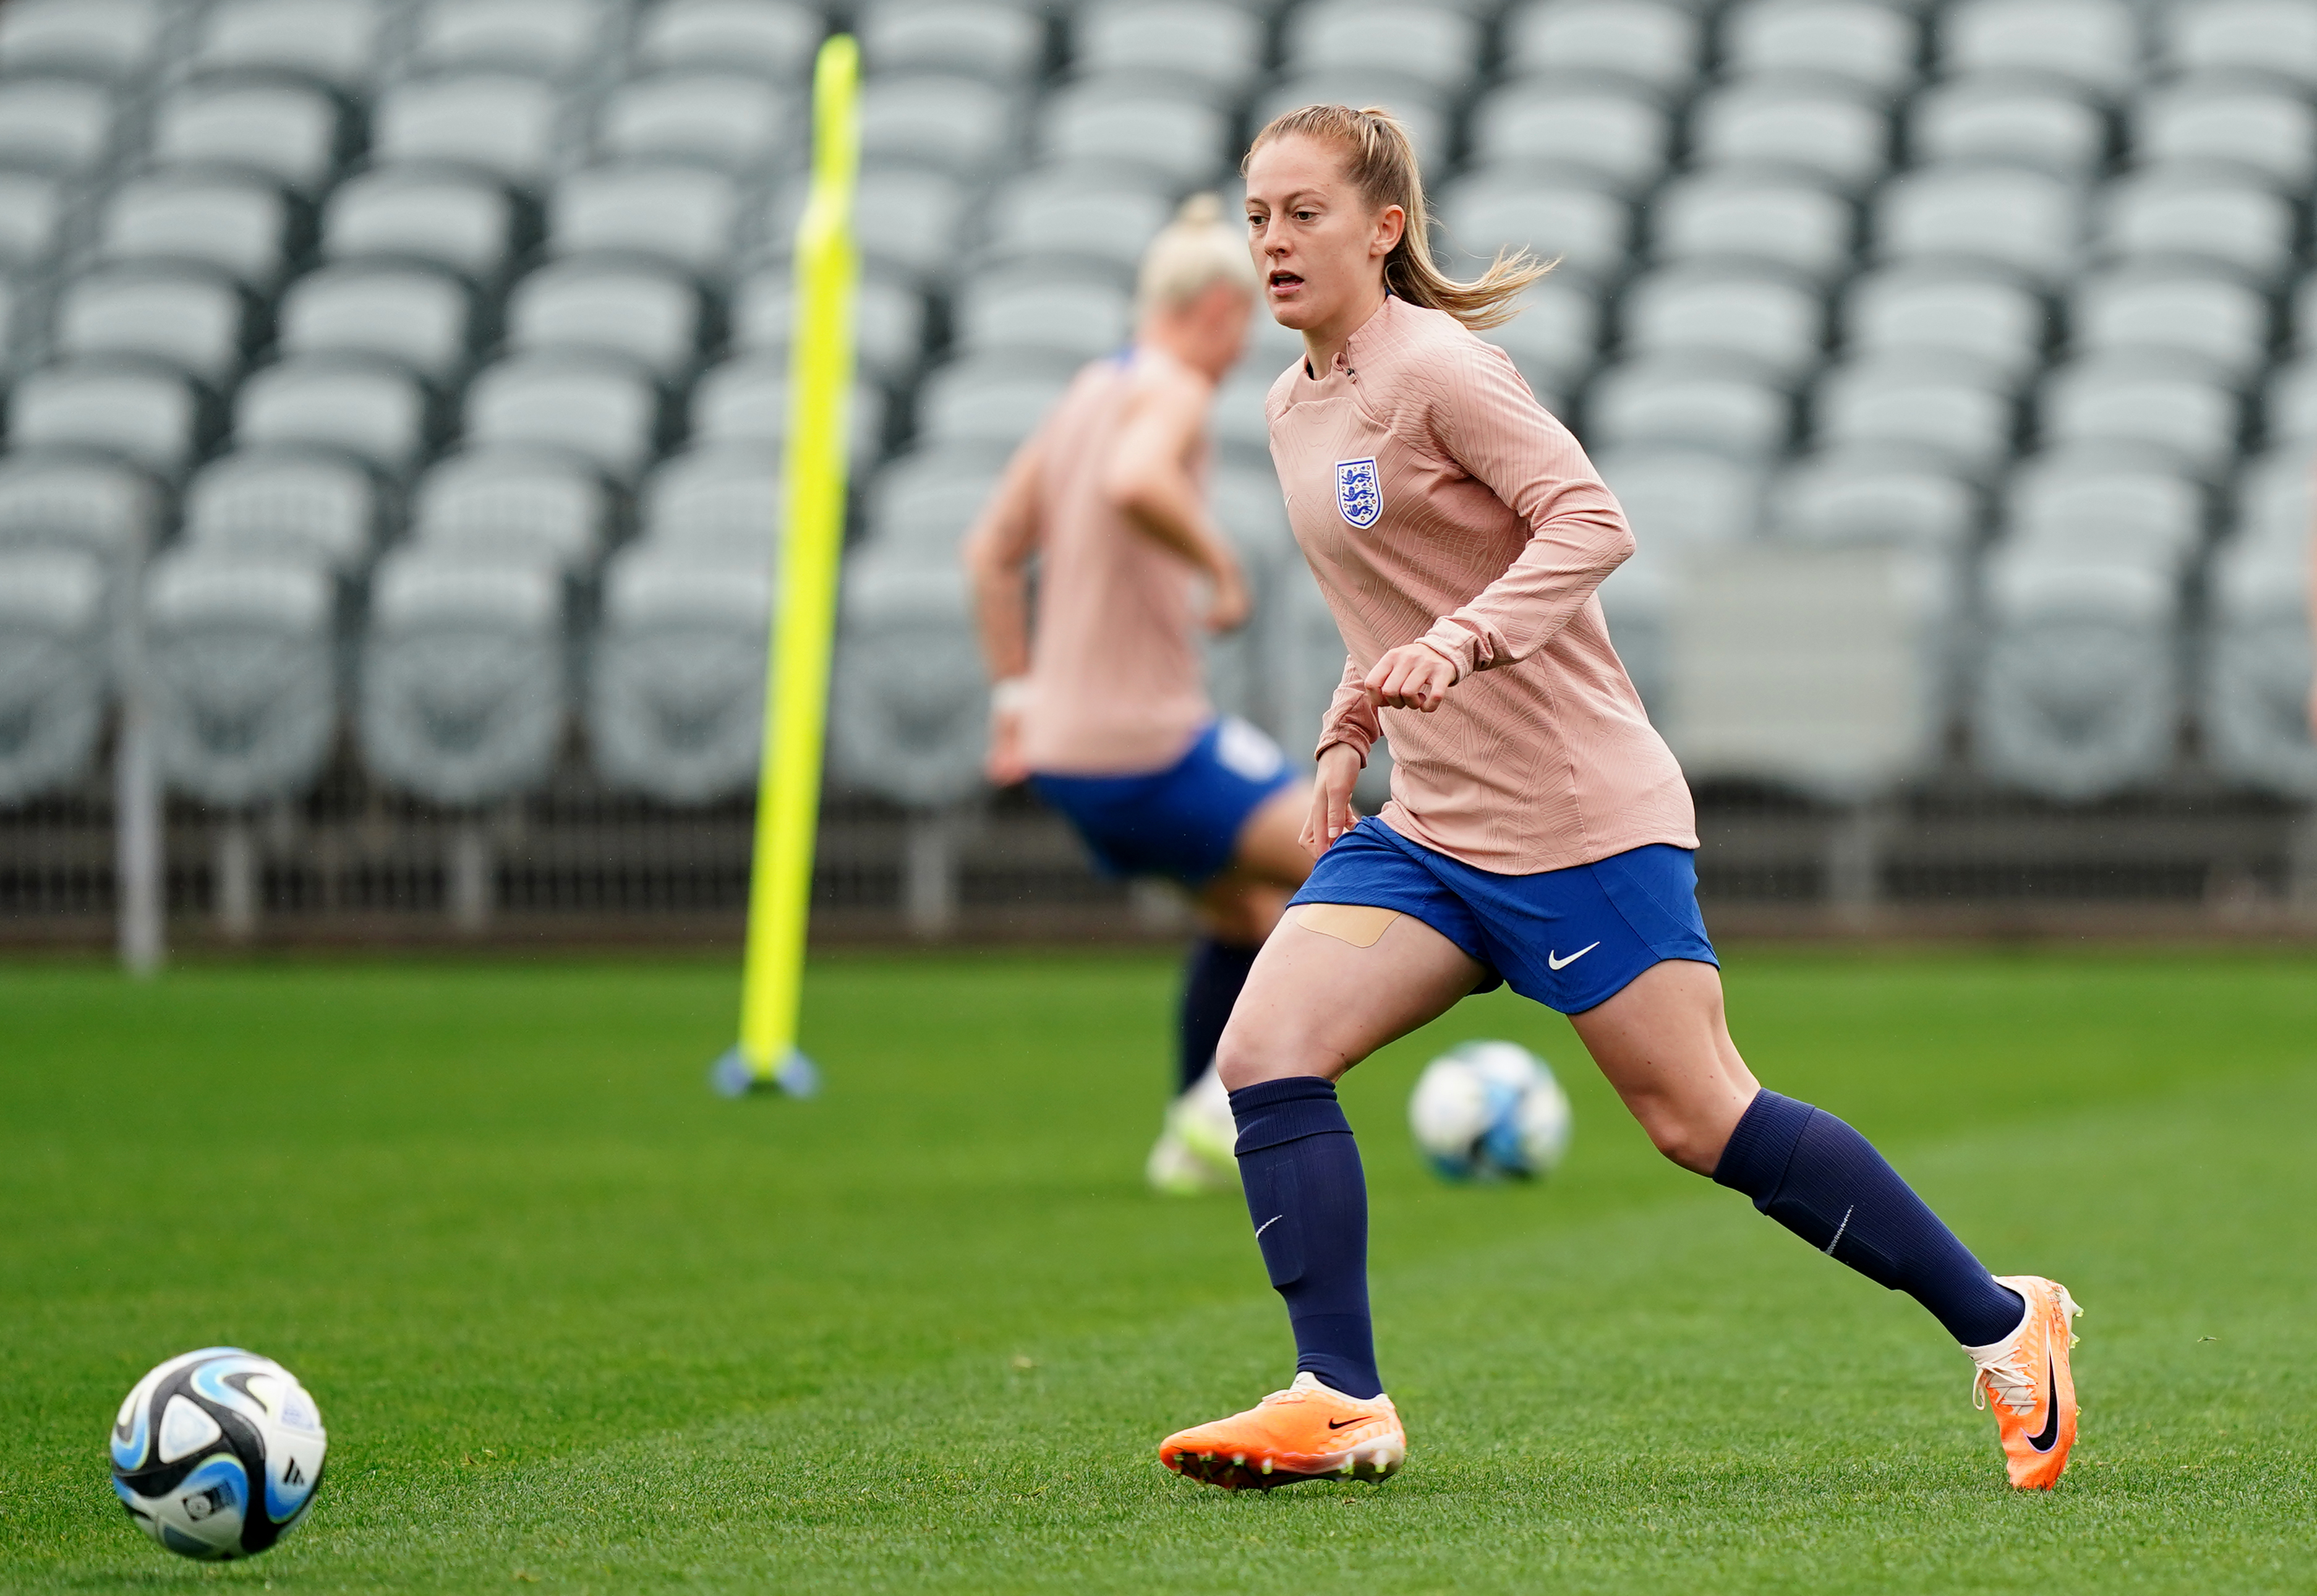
[1409,1041,1572,1182]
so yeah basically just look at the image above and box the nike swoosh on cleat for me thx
[1547,942,1600,971]
[1326,1417,1363,1430]
[2027,1353,2061,1453]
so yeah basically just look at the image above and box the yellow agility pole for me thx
[712,35,860,1098]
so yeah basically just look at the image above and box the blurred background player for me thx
[1157,106,2080,1495]
[963,196,1315,1195]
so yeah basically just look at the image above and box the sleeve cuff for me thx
[1315,726,1373,767]
[1417,621,1480,680]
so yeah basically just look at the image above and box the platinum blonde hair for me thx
[1135,192,1260,316]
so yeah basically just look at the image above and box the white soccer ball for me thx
[110,1347,326,1561]
[1409,1040,1573,1181]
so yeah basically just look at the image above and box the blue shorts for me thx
[1030,717,1298,886]
[1289,819,1718,1014]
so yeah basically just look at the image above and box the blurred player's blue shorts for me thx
[1030,717,1299,885]
[1289,818,1718,1014]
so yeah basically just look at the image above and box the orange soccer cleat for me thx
[1158,1373,1406,1491]
[1966,1274,2084,1490]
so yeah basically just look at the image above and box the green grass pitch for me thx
[2,947,2310,1593]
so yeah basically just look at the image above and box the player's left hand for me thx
[1363,643,1457,712]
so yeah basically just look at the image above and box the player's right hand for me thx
[1300,742,1363,858]
[1205,560,1252,633]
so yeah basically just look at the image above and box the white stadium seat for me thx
[549,164,741,278]
[0,0,170,83]
[640,443,782,560]
[1651,171,1854,283]
[862,73,1017,180]
[0,453,162,565]
[978,166,1170,279]
[2131,80,2316,193]
[829,552,988,806]
[0,171,72,272]
[598,72,800,174]
[1722,0,1922,100]
[863,2,1046,83]
[2069,270,2270,386]
[0,547,108,803]
[1942,0,2143,103]
[688,356,887,466]
[2094,168,2296,284]
[1907,80,2107,184]
[95,171,292,291]
[278,264,476,387]
[1500,1,1704,99]
[1689,80,1890,193]
[408,448,611,574]
[861,446,1007,565]
[1621,266,1826,385]
[914,357,1073,456]
[2205,531,2317,796]
[1039,85,1229,189]
[764,164,967,286]
[182,450,381,573]
[634,0,824,79]
[187,0,392,92]
[150,78,347,198]
[1438,169,1631,286]
[590,542,773,801]
[321,168,521,285]
[12,360,210,480]
[2005,450,2205,574]
[1587,357,1793,459]
[1073,2,1266,96]
[1770,446,1980,552]
[1812,355,2016,478]
[2161,0,2317,95]
[0,78,124,179]
[235,358,433,478]
[463,354,664,482]
[953,270,1130,365]
[1842,267,2050,389]
[1874,164,2082,288]
[1283,2,1483,98]
[732,267,928,384]
[408,0,623,80]
[53,267,249,390]
[1466,83,1673,195]
[506,259,705,378]
[1485,276,1602,398]
[2038,356,2242,481]
[372,72,564,192]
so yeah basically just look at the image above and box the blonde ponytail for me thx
[1135,191,1260,316]
[1245,103,1548,331]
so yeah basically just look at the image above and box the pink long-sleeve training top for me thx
[1266,294,1697,876]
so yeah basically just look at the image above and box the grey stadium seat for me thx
[149,78,347,199]
[1812,354,2016,478]
[1597,446,1767,549]
[408,0,624,80]
[1257,77,1448,174]
[1039,86,1228,190]
[0,547,108,803]
[2231,449,2313,547]
[1585,358,1793,459]
[236,358,433,478]
[0,453,162,565]
[688,356,887,467]
[463,354,663,482]
[1906,80,2107,186]
[0,171,71,273]
[1210,367,1274,461]
[2206,533,2317,795]
[1621,267,1825,385]
[321,168,521,286]
[861,74,1016,182]
[278,263,476,387]
[12,360,210,479]
[2162,0,2317,94]
[1282,2,1483,97]
[1689,80,1890,193]
[954,270,1130,365]
[550,163,740,278]
[2131,80,2315,193]
[978,166,1169,279]
[1722,0,1922,100]
[409,448,611,573]
[1874,164,2081,288]
[1842,267,2050,388]
[633,0,824,79]
[2094,168,2295,284]
[372,73,563,192]
[95,170,292,292]
[757,163,967,287]
[829,553,988,806]
[2263,356,2317,445]
[1466,83,1671,195]
[1073,2,1266,97]
[182,450,381,573]
[144,551,338,808]
[863,2,1044,82]
[597,72,798,174]
[732,267,927,385]
[861,445,1005,560]
[53,267,250,390]
[640,443,780,561]
[1650,172,1854,284]
[1500,0,1703,100]
[1942,0,2142,103]
[0,77,121,179]
[590,544,772,801]
[1438,169,1631,286]
[1769,446,1979,552]
[0,0,170,83]
[914,357,1073,456]
[2006,450,2204,573]
[0,273,32,380]
[361,552,567,805]
[2070,270,2269,386]
[2037,357,2242,480]
[507,258,704,378]
[1485,276,1602,398]
[187,0,391,93]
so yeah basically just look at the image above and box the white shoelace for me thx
[1971,1344,2039,1417]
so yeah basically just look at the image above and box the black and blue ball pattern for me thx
[109,1347,327,1561]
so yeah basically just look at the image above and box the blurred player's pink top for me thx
[1020,349,1214,774]
[1266,294,1697,874]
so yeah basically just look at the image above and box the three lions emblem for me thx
[1335,458,1382,528]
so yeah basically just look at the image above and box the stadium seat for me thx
[1500,0,1704,101]
[861,445,1005,560]
[590,543,773,801]
[828,552,988,806]
[2005,450,2205,573]
[633,0,824,79]
[1484,276,1601,398]
[149,77,347,199]
[464,354,663,483]
[1464,83,1672,195]
[861,74,1017,181]
[1038,85,1228,190]
[597,71,798,174]
[1209,367,1275,462]
[2161,0,2317,94]
[2070,270,2270,386]
[548,163,740,278]
[1812,355,2016,478]
[408,0,624,80]
[914,357,1073,456]
[361,552,567,806]
[1620,266,1825,385]
[1257,77,1449,173]
[732,267,928,385]
[0,0,171,84]
[507,258,704,378]
[408,448,610,574]
[372,72,564,192]
[11,360,210,480]
[1688,80,1890,193]
[1942,0,2142,103]
[1595,447,1767,549]
[144,551,338,808]
[2204,532,2317,796]
[2261,356,2317,445]
[0,452,162,565]
[0,547,108,803]
[0,171,71,273]
[1282,2,1483,98]
[52,267,250,390]
[2038,356,2242,481]
[977,166,1170,280]
[1770,446,1980,552]
[1650,172,1854,284]
[2230,449,2312,546]
[762,163,968,287]
[186,0,391,93]
[1842,266,2050,389]
[95,170,293,292]
[1072,1,1266,98]
[1720,0,1922,100]
[953,270,1130,365]
[1874,164,2082,288]
[1437,169,1631,286]
[1905,79,2107,184]
[0,77,122,179]
[863,2,1045,82]
[2130,79,2315,193]
[688,356,888,466]
[320,168,523,286]
[1587,358,1793,459]
[2094,168,2295,284]
[277,263,476,388]
[235,358,433,479]
[639,443,781,561]
[182,450,381,573]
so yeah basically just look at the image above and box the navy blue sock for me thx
[1177,939,1258,1095]
[1228,1077,1381,1399]
[1713,1091,2026,1346]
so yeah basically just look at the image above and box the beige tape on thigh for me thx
[1291,903,1402,949]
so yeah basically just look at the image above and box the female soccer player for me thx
[964,196,1317,1193]
[1156,107,2081,1492]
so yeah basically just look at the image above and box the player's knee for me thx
[1637,1106,1722,1177]
[1214,1017,1328,1093]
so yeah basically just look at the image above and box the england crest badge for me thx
[1336,458,1382,529]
